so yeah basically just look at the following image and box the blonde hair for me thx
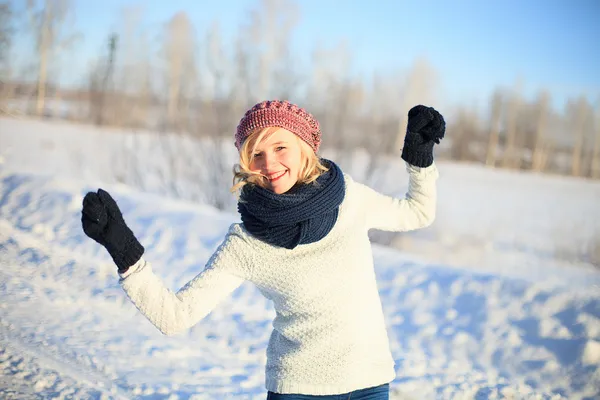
[231,127,329,194]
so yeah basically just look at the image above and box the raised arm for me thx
[81,189,252,336]
[353,162,438,232]
[354,105,445,232]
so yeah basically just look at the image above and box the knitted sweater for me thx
[119,162,439,395]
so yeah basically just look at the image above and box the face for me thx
[249,128,304,194]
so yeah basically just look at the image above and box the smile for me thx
[267,171,287,182]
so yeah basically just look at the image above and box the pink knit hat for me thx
[235,100,322,153]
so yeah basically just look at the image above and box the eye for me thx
[276,146,286,151]
[253,152,263,159]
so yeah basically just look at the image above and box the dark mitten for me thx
[401,105,446,168]
[81,189,144,272]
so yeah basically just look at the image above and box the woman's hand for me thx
[401,105,445,168]
[81,189,144,273]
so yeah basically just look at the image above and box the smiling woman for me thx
[248,128,303,194]
[81,99,445,399]
[232,126,328,194]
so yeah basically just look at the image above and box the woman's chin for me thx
[270,184,292,194]
[269,175,297,194]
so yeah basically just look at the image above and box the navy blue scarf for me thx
[238,159,345,249]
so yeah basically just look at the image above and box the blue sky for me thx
[11,0,600,111]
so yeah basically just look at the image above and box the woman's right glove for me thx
[401,105,446,168]
[81,189,144,273]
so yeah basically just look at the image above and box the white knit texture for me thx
[119,162,439,395]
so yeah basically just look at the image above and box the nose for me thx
[262,152,277,171]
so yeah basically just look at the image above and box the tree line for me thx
[0,0,599,180]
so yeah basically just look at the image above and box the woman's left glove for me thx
[401,105,445,168]
[81,189,144,273]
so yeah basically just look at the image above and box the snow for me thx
[1,116,599,399]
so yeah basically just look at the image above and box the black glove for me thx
[401,105,445,168]
[81,189,144,273]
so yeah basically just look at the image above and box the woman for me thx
[81,100,445,399]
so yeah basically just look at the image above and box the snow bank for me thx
[1,170,599,399]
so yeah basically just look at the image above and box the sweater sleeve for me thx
[118,224,252,336]
[354,162,439,232]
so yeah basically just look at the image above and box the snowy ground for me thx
[1,117,600,399]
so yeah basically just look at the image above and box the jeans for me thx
[266,383,389,400]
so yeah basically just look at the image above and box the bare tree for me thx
[128,24,155,129]
[107,5,151,128]
[0,1,12,65]
[309,40,354,148]
[580,101,596,178]
[132,34,154,128]
[162,11,197,131]
[0,1,14,114]
[365,73,386,153]
[187,21,235,209]
[237,0,300,102]
[231,31,252,114]
[89,33,118,125]
[485,90,504,167]
[364,71,406,155]
[333,78,365,150]
[27,0,77,116]
[450,106,480,162]
[531,91,550,172]
[568,96,589,177]
[502,84,522,169]
[592,100,600,180]
[393,58,438,154]
[203,21,232,136]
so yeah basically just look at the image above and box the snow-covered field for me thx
[1,116,599,399]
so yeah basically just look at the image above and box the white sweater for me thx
[119,162,439,395]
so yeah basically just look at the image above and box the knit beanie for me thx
[235,100,322,153]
